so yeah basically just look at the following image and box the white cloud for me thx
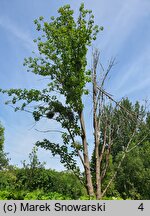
[97,0,150,55]
[0,15,37,52]
[121,77,150,97]
[113,43,150,96]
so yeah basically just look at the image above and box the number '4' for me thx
[138,203,144,211]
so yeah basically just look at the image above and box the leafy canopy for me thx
[22,3,102,111]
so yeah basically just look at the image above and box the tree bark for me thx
[78,110,95,197]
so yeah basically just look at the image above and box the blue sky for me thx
[0,0,150,170]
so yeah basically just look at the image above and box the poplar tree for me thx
[0,4,103,197]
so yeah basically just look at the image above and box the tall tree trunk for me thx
[78,110,95,197]
[94,120,101,199]
[92,49,101,199]
[93,103,101,199]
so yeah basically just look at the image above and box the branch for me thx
[66,127,85,168]
[8,104,33,114]
[36,126,85,171]
[96,58,115,111]
[126,134,148,153]
[96,86,140,124]
[99,125,107,164]
[101,125,113,180]
[35,128,65,134]
[101,58,116,88]
[63,126,85,186]
[101,154,109,181]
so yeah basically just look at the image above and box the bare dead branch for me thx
[126,134,148,153]
[99,125,107,164]
[96,86,140,124]
[95,57,116,112]
[101,58,116,88]
[101,124,113,180]
[8,104,33,114]
[35,128,65,133]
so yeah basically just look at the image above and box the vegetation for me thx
[0,147,86,200]
[0,4,150,199]
[0,123,9,170]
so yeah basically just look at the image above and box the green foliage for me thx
[0,147,86,199]
[0,168,86,199]
[115,140,150,199]
[3,147,85,199]
[112,100,150,199]
[0,151,9,170]
[0,190,71,200]
[79,195,95,200]
[0,122,9,170]
[15,168,86,199]
[0,191,15,200]
[22,146,46,169]
[24,191,71,200]
[36,139,78,171]
[0,169,16,190]
[0,190,28,200]
[30,4,100,110]
[102,196,123,200]
[0,122,4,150]
[0,3,102,112]
[110,99,143,158]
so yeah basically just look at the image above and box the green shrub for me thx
[24,190,71,200]
[102,196,123,200]
[14,169,86,199]
[0,190,27,200]
[40,192,71,200]
[0,170,17,190]
[24,190,44,200]
[0,166,86,200]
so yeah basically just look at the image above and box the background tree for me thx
[91,97,150,199]
[115,110,150,199]
[0,122,9,170]
[0,122,5,151]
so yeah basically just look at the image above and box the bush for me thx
[0,190,72,200]
[0,190,27,200]
[0,170,17,190]
[14,169,86,199]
